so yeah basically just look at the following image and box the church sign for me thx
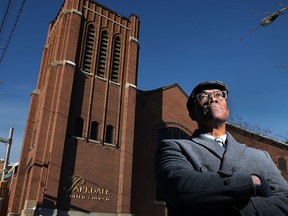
[65,175,111,201]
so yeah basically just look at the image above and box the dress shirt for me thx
[203,133,227,147]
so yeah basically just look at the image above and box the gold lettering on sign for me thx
[64,175,111,201]
[65,175,86,192]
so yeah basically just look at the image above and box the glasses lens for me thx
[196,91,227,102]
[196,93,207,102]
[213,91,226,99]
[219,91,227,99]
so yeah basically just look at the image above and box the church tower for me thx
[8,0,140,215]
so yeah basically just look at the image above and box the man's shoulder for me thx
[156,139,193,153]
[226,134,270,161]
[244,144,269,157]
[161,138,192,145]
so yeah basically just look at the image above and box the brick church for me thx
[4,0,288,215]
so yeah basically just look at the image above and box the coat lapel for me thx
[191,134,226,159]
[191,132,247,172]
[219,132,247,171]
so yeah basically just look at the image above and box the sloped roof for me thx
[137,83,188,97]
[227,122,288,150]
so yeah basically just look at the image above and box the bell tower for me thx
[8,0,140,215]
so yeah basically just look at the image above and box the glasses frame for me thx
[195,90,227,103]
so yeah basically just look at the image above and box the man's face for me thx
[190,89,229,124]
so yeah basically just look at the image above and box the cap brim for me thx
[191,81,228,96]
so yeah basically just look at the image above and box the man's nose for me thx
[208,93,217,103]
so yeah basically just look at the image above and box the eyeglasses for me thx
[196,91,227,103]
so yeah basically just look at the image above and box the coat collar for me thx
[191,131,247,171]
[191,132,226,158]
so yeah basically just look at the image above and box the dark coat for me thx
[155,132,288,216]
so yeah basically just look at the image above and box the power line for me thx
[0,0,26,64]
[0,0,13,38]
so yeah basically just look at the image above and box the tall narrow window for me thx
[111,36,121,82]
[74,117,84,137]
[105,125,113,143]
[96,31,108,78]
[83,25,95,73]
[90,121,99,140]
[279,156,287,171]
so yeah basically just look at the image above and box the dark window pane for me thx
[90,121,99,140]
[105,125,113,143]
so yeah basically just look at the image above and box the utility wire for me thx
[0,0,13,39]
[0,0,26,64]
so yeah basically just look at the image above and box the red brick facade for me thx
[5,0,288,216]
[7,0,140,215]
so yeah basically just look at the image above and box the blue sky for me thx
[1,0,288,162]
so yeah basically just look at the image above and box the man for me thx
[155,80,288,215]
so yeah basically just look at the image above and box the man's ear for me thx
[227,106,229,118]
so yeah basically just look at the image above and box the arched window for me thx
[110,36,121,82]
[279,156,287,171]
[90,121,99,140]
[83,25,95,73]
[74,117,84,137]
[105,125,113,143]
[157,127,190,144]
[96,30,108,78]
